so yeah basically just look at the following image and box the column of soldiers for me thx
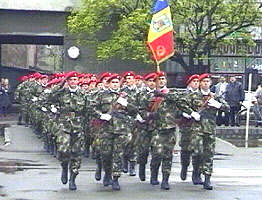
[14,70,229,191]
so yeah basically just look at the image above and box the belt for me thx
[60,112,77,118]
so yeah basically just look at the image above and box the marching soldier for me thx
[46,71,91,190]
[179,74,204,185]
[94,73,137,190]
[182,73,229,190]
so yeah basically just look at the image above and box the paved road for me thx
[0,125,262,200]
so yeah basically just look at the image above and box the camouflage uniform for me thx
[47,85,90,181]
[94,89,136,181]
[183,90,229,189]
[179,88,203,183]
[135,87,157,181]
[120,85,138,175]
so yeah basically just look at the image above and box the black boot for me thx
[122,157,128,173]
[161,174,170,190]
[139,164,146,181]
[103,170,112,187]
[69,171,78,190]
[112,176,120,191]
[61,162,68,184]
[84,147,90,158]
[180,165,188,181]
[129,161,136,176]
[180,151,190,181]
[95,160,102,181]
[203,175,213,190]
[150,166,160,185]
[192,166,203,185]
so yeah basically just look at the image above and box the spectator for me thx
[211,76,229,126]
[253,84,262,127]
[225,75,245,126]
[0,78,11,117]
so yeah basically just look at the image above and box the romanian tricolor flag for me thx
[147,0,174,65]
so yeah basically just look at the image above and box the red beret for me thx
[65,71,79,79]
[40,75,48,79]
[157,71,166,77]
[79,80,89,86]
[33,73,42,79]
[107,73,121,83]
[144,73,157,81]
[186,74,199,85]
[89,74,97,79]
[100,72,112,81]
[18,75,28,82]
[78,73,85,78]
[122,71,135,78]
[135,75,143,80]
[199,73,211,82]
[89,79,97,84]
[47,78,62,87]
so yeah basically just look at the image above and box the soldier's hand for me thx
[208,98,222,109]
[182,112,191,119]
[191,111,200,121]
[100,113,112,121]
[117,97,128,107]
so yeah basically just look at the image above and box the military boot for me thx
[112,176,120,191]
[69,171,78,190]
[129,161,136,176]
[150,166,160,185]
[180,165,188,181]
[61,162,69,184]
[180,151,190,181]
[203,175,213,190]
[161,174,170,190]
[103,170,113,187]
[139,164,146,181]
[192,166,203,185]
[95,160,102,181]
[122,157,128,173]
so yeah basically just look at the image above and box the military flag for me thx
[147,0,174,65]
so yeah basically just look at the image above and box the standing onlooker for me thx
[0,78,11,117]
[225,75,245,126]
[253,84,262,127]
[212,76,229,126]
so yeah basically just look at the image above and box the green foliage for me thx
[67,0,261,69]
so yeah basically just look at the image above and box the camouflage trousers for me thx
[123,131,137,163]
[135,128,154,165]
[179,126,198,167]
[151,128,176,176]
[100,132,128,177]
[56,129,85,174]
[190,133,216,176]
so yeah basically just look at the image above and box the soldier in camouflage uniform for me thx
[120,71,138,176]
[46,71,91,190]
[94,74,137,190]
[149,71,186,190]
[179,74,204,185]
[182,73,229,190]
[135,73,157,183]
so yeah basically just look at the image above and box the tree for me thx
[67,0,261,74]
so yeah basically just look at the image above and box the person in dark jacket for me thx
[225,75,245,126]
[0,78,11,117]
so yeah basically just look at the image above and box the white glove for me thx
[32,96,38,102]
[44,89,51,94]
[135,114,145,123]
[100,113,112,121]
[208,98,222,109]
[117,97,128,107]
[191,111,201,121]
[41,107,47,112]
[182,112,191,119]
[50,106,58,113]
